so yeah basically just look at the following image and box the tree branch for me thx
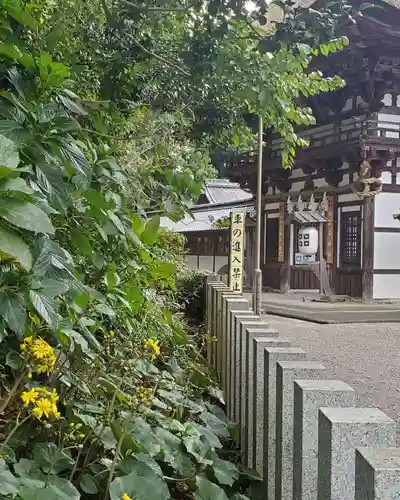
[123,1,187,12]
[126,34,190,76]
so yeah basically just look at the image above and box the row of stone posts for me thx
[205,276,400,500]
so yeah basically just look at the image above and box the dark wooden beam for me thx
[362,196,375,303]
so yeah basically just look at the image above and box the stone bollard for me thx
[232,315,262,421]
[263,347,307,500]
[205,277,220,364]
[293,380,355,500]
[211,284,229,370]
[217,291,237,378]
[246,335,289,471]
[221,297,249,397]
[238,322,271,441]
[318,407,396,500]
[355,448,400,500]
[227,310,255,418]
[275,361,326,500]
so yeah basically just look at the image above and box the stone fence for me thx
[205,277,400,500]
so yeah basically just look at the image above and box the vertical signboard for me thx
[327,195,334,264]
[278,200,285,263]
[229,211,245,293]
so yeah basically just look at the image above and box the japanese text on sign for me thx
[229,211,245,293]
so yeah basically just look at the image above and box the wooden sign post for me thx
[229,211,245,294]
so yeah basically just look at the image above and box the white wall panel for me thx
[373,274,400,299]
[338,193,359,203]
[380,171,392,185]
[199,256,215,273]
[184,255,198,269]
[374,193,400,228]
[374,233,400,269]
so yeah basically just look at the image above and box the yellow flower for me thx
[24,336,33,344]
[122,494,132,500]
[31,339,53,359]
[144,338,161,360]
[21,389,38,406]
[34,398,53,419]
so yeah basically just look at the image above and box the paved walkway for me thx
[245,291,400,323]
[263,314,400,443]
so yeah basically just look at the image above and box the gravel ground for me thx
[263,314,400,443]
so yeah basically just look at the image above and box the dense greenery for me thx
[0,0,364,498]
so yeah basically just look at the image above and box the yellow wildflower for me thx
[122,494,132,500]
[22,387,61,420]
[21,389,38,406]
[20,337,56,374]
[34,398,53,419]
[30,339,53,359]
[144,338,161,360]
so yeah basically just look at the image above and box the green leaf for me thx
[209,454,238,486]
[105,269,120,290]
[237,463,261,481]
[0,177,34,195]
[70,229,92,256]
[6,350,23,370]
[142,216,160,246]
[118,455,163,477]
[109,462,170,500]
[0,291,27,335]
[29,290,58,327]
[60,329,91,354]
[95,303,116,317]
[59,95,88,116]
[1,0,36,29]
[0,133,19,169]
[80,473,98,494]
[37,279,69,297]
[32,443,74,474]
[194,477,229,500]
[19,475,80,500]
[0,460,20,496]
[0,224,32,269]
[0,198,54,234]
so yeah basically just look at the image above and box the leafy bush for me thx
[175,269,207,328]
[0,3,260,500]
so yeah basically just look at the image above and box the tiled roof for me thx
[160,204,254,233]
[204,179,253,204]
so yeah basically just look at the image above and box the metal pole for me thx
[253,115,263,315]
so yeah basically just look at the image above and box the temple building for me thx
[226,8,400,301]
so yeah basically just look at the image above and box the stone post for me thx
[227,310,255,418]
[275,361,326,500]
[293,380,355,500]
[217,291,237,377]
[211,284,228,370]
[221,297,249,396]
[245,335,288,471]
[232,315,261,421]
[263,347,307,500]
[205,277,220,364]
[355,448,400,500]
[318,407,396,500]
[237,320,268,442]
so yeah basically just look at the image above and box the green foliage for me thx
[0,3,261,500]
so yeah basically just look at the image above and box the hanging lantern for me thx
[298,226,318,256]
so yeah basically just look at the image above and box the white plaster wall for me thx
[265,202,279,210]
[373,275,400,299]
[338,193,359,203]
[184,255,229,274]
[199,256,215,273]
[215,256,229,274]
[374,193,400,228]
[380,171,392,185]
[374,233,400,270]
[184,255,198,269]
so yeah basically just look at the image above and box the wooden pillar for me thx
[279,201,290,293]
[362,196,374,303]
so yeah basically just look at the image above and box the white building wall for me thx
[373,193,400,299]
